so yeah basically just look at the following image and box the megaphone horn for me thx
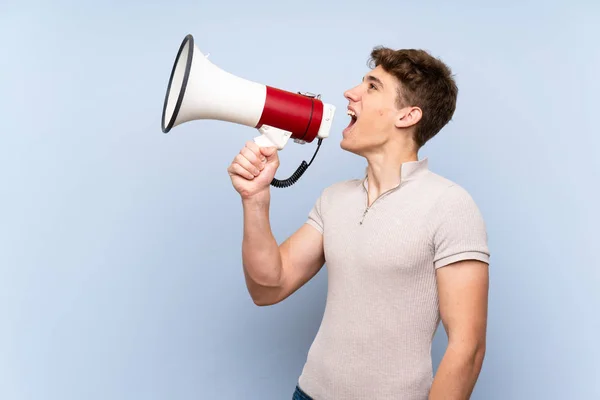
[161,35,335,187]
[161,34,336,188]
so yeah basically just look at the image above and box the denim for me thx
[292,385,313,400]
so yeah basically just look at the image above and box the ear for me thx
[395,106,422,129]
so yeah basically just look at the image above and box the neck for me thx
[364,141,418,200]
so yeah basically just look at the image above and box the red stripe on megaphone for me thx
[257,86,324,143]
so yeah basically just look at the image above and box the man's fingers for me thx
[246,141,269,162]
[241,145,265,171]
[245,140,261,154]
[227,142,275,183]
[234,154,260,176]
[228,162,255,180]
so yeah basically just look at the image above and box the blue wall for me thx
[1,1,598,399]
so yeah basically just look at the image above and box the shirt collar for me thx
[362,157,429,190]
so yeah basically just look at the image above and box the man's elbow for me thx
[472,341,486,370]
[450,336,486,370]
[252,296,277,307]
[244,270,285,307]
[248,289,284,307]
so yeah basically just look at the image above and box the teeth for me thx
[347,110,356,117]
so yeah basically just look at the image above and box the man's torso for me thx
[298,159,490,399]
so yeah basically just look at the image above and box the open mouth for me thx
[347,109,358,128]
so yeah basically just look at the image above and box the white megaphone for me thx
[161,34,336,188]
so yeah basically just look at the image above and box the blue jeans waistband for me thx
[292,385,313,400]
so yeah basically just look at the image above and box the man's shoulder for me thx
[304,178,363,230]
[421,170,475,199]
[318,178,364,198]
[421,169,458,190]
[420,171,484,224]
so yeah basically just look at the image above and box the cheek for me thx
[359,109,386,126]
[353,110,393,138]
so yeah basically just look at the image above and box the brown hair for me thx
[368,47,458,148]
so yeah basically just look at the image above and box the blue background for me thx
[1,1,598,399]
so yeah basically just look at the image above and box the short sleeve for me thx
[305,190,324,234]
[429,185,490,269]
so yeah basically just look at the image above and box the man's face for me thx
[340,65,405,155]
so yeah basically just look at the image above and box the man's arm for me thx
[241,193,325,306]
[429,259,489,400]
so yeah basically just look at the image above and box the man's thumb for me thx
[259,146,277,158]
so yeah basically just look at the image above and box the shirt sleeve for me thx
[305,190,325,234]
[429,184,490,269]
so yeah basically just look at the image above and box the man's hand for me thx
[227,140,279,201]
[429,259,489,400]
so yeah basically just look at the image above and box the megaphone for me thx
[161,34,336,188]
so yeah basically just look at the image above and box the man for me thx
[227,46,490,400]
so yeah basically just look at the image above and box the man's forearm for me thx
[428,342,485,400]
[241,192,283,289]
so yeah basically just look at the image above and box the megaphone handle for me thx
[253,125,323,188]
[253,134,277,148]
[254,125,291,150]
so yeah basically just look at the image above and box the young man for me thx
[227,46,490,400]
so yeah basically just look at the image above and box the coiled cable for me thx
[270,138,323,188]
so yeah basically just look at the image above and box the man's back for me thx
[297,158,490,399]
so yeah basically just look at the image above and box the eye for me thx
[369,83,377,90]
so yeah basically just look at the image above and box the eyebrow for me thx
[362,74,384,88]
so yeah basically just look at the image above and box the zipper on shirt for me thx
[359,183,403,225]
[360,208,369,225]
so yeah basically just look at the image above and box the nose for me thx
[344,85,360,102]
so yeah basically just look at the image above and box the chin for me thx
[340,136,363,155]
[340,125,361,151]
